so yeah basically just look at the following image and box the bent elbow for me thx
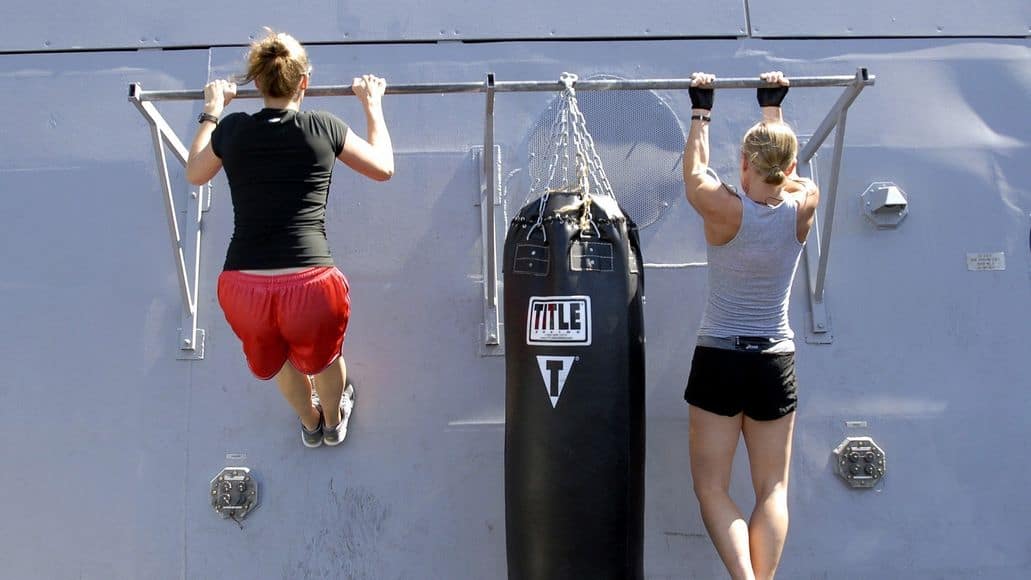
[185,170,206,186]
[374,165,394,182]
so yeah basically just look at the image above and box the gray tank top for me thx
[697,184,805,350]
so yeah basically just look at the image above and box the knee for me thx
[754,480,789,506]
[692,480,731,504]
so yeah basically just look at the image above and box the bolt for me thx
[183,339,192,347]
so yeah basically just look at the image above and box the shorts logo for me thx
[526,296,592,346]
[536,355,577,408]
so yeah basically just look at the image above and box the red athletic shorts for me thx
[217,267,350,379]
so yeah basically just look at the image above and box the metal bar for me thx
[482,73,501,347]
[132,74,875,101]
[813,108,848,302]
[187,185,204,314]
[177,183,206,358]
[798,158,821,298]
[151,127,195,314]
[798,157,830,339]
[799,68,869,163]
[129,84,189,166]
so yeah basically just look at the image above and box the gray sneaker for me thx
[323,382,355,446]
[301,404,324,448]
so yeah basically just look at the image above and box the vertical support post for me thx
[798,68,867,344]
[131,83,206,358]
[177,182,207,360]
[798,157,831,343]
[814,109,847,303]
[480,73,503,353]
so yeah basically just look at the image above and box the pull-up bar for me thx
[132,73,872,102]
[129,68,872,357]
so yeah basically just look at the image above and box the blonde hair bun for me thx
[741,121,798,185]
[241,29,310,99]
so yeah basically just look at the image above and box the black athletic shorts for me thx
[684,345,798,421]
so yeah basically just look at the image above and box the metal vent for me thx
[526,76,685,228]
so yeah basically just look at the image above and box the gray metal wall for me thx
[0,3,1029,579]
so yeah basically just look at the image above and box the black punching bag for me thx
[503,191,646,579]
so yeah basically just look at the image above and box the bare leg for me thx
[742,412,795,580]
[689,405,755,580]
[312,356,347,427]
[274,362,320,430]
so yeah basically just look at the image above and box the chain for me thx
[525,72,614,240]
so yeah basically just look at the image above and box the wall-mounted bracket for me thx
[129,83,207,359]
[796,68,872,344]
[478,73,505,356]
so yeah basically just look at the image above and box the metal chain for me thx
[567,91,615,199]
[526,72,614,239]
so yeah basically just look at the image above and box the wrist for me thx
[197,112,220,126]
[761,106,783,120]
[203,105,223,117]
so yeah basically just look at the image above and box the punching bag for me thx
[503,189,646,580]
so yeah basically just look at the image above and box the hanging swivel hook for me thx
[559,72,578,96]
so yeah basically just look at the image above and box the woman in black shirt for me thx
[185,29,393,448]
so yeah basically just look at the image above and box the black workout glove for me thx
[757,84,789,108]
[689,86,714,111]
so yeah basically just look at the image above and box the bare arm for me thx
[186,79,235,185]
[757,70,822,240]
[682,72,725,217]
[338,74,394,181]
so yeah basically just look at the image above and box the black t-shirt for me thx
[212,108,349,270]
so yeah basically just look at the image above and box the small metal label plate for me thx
[966,252,1005,271]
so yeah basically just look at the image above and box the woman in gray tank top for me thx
[681,71,820,580]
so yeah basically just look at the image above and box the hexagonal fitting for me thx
[832,437,886,489]
[210,467,258,520]
[861,182,908,229]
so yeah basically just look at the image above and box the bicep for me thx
[793,181,820,242]
[337,128,391,181]
[185,144,222,185]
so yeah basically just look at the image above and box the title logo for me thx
[536,356,577,408]
[526,296,592,346]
